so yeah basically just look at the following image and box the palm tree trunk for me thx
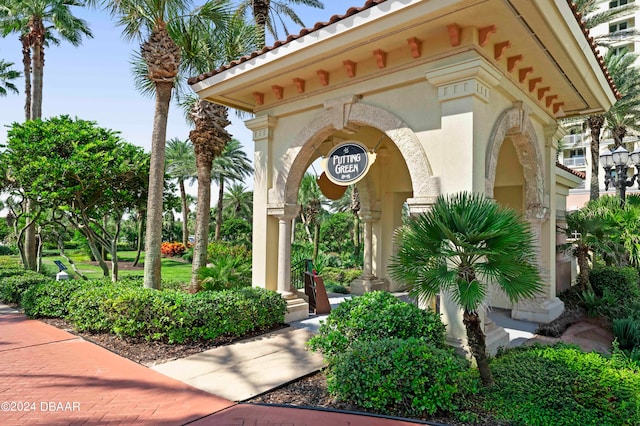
[143,81,173,290]
[179,179,189,247]
[463,309,494,387]
[215,177,224,240]
[190,161,212,293]
[30,25,44,120]
[20,35,31,120]
[252,0,270,47]
[588,116,604,201]
[576,246,593,292]
[312,223,320,264]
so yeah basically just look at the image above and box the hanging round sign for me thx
[321,141,376,186]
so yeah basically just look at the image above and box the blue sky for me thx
[0,1,349,190]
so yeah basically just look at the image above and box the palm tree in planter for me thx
[390,192,542,387]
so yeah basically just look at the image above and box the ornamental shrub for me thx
[66,280,138,332]
[613,317,640,351]
[160,241,186,257]
[486,343,640,425]
[328,338,475,417]
[590,265,639,300]
[308,291,446,361]
[21,279,86,318]
[0,271,54,304]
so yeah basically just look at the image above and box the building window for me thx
[610,21,629,33]
[610,0,632,8]
[612,43,634,55]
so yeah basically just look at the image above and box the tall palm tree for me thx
[602,50,640,148]
[175,11,256,292]
[0,0,92,271]
[390,192,542,387]
[211,138,253,240]
[236,0,323,47]
[0,0,92,119]
[223,182,253,220]
[165,137,196,246]
[0,58,19,96]
[88,0,229,289]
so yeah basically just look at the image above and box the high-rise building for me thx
[562,0,640,209]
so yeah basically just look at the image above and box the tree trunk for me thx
[613,126,627,149]
[30,21,44,120]
[190,161,213,293]
[110,219,121,283]
[58,234,87,280]
[20,35,31,121]
[133,212,145,267]
[215,177,224,240]
[576,246,593,292]
[143,81,173,290]
[463,309,494,387]
[179,179,189,247]
[312,223,320,265]
[23,199,37,271]
[252,0,270,47]
[588,115,604,201]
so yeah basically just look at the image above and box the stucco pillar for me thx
[267,203,308,322]
[351,211,387,295]
[246,115,279,291]
[271,204,299,296]
[426,55,509,355]
[512,124,564,324]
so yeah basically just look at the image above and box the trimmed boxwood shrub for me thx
[308,291,446,361]
[21,279,87,318]
[590,266,640,301]
[486,343,640,425]
[0,271,54,304]
[66,281,137,332]
[328,337,475,417]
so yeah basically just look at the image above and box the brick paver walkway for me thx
[0,311,233,425]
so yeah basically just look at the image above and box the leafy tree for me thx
[236,0,324,47]
[165,137,196,246]
[0,57,19,96]
[212,139,253,240]
[1,116,149,281]
[390,192,542,387]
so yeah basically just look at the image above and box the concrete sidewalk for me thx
[150,326,325,401]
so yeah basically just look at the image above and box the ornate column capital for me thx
[267,203,299,220]
[425,56,502,104]
[358,210,381,222]
[245,115,278,143]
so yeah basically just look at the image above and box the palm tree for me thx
[236,0,324,47]
[390,192,542,387]
[602,50,640,148]
[223,182,253,220]
[0,58,19,96]
[174,12,257,292]
[563,0,638,201]
[298,173,326,264]
[88,0,230,289]
[211,138,253,240]
[0,0,92,119]
[165,137,196,246]
[0,0,92,271]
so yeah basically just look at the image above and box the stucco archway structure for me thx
[190,0,616,351]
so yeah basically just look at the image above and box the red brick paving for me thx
[0,312,233,425]
[0,309,428,426]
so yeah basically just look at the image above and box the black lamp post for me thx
[600,146,640,205]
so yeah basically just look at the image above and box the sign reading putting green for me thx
[321,141,376,186]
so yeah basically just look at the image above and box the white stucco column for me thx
[246,115,279,290]
[351,211,387,295]
[269,203,299,296]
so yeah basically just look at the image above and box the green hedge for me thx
[589,266,640,320]
[308,291,446,361]
[328,337,474,417]
[485,343,640,425]
[0,270,55,304]
[322,267,362,285]
[21,279,88,318]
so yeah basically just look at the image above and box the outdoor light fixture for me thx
[600,146,640,204]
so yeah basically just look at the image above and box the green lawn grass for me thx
[40,250,192,284]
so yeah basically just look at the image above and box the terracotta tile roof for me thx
[188,0,619,99]
[556,162,586,179]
